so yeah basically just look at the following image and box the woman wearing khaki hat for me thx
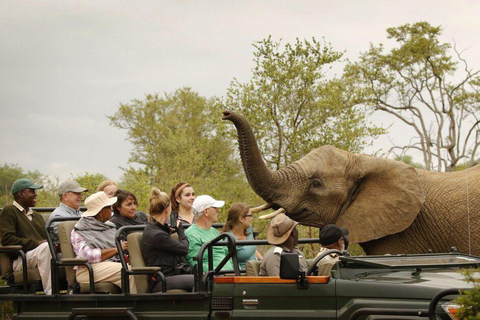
[259,213,308,276]
[70,191,137,293]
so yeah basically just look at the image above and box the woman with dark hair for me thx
[109,189,148,229]
[222,203,262,269]
[141,187,194,292]
[169,182,195,224]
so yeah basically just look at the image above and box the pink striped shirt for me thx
[70,229,102,268]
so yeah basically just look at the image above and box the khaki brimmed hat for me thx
[82,191,117,217]
[58,180,88,196]
[11,178,43,194]
[192,195,225,216]
[266,213,299,245]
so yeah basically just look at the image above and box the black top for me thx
[141,219,189,276]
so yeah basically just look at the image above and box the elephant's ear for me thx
[336,154,425,244]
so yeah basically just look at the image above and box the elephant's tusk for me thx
[251,203,272,214]
[258,208,285,220]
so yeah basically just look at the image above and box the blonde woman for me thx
[169,182,196,224]
[222,203,262,269]
[141,187,194,292]
[97,180,118,198]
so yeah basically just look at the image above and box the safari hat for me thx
[82,191,117,217]
[11,178,43,194]
[58,180,88,196]
[320,224,349,246]
[192,195,225,216]
[266,213,299,245]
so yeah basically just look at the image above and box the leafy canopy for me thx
[221,36,385,170]
[345,21,480,171]
[109,87,259,212]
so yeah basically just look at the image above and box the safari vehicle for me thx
[0,213,478,320]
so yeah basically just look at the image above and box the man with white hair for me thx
[185,195,234,272]
[47,180,88,242]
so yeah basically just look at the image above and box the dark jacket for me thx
[141,219,189,276]
[0,205,46,257]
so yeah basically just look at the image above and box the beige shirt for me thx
[259,245,308,276]
[316,246,339,276]
[13,201,33,221]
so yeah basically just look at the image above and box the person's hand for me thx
[121,241,128,251]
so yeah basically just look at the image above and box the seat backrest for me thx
[127,232,148,294]
[58,221,78,286]
[246,260,262,276]
[41,213,50,224]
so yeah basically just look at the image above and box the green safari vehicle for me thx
[0,219,478,320]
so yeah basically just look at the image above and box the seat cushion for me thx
[245,260,261,276]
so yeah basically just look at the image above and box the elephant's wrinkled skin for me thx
[223,110,480,255]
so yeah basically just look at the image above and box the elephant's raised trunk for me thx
[222,110,283,203]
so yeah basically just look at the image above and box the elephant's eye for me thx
[310,178,324,189]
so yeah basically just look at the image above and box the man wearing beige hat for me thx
[70,191,136,293]
[47,180,88,242]
[259,213,308,276]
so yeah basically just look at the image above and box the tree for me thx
[109,87,259,214]
[0,163,50,207]
[345,22,480,172]
[221,36,385,170]
[71,172,109,199]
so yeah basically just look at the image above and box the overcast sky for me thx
[1,0,479,182]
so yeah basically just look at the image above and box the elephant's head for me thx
[223,110,425,244]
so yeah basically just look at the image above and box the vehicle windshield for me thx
[341,253,480,269]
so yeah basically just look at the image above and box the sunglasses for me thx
[243,214,254,218]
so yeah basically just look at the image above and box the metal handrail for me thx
[44,216,98,294]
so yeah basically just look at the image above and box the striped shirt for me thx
[70,229,101,269]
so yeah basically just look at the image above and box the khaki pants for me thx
[76,261,137,294]
[13,242,52,295]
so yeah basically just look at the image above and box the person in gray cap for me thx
[0,178,53,295]
[259,213,308,276]
[316,224,349,276]
[46,180,88,242]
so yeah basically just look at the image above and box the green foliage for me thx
[70,172,109,199]
[110,87,261,216]
[345,21,480,172]
[221,36,385,169]
[456,268,480,319]
[0,163,53,207]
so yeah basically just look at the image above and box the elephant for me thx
[222,110,480,256]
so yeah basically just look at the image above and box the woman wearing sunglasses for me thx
[222,203,263,269]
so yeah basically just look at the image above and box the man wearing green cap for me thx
[0,178,52,295]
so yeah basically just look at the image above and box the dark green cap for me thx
[11,178,43,194]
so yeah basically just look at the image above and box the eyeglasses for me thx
[103,205,113,211]
[243,214,254,218]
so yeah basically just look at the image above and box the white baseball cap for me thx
[192,195,225,215]
[82,191,118,217]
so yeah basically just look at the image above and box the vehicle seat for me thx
[127,232,188,294]
[58,220,120,294]
[246,260,261,276]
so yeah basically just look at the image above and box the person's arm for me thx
[70,230,102,263]
[185,232,200,267]
[0,208,40,251]
[148,225,189,255]
[255,249,263,260]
